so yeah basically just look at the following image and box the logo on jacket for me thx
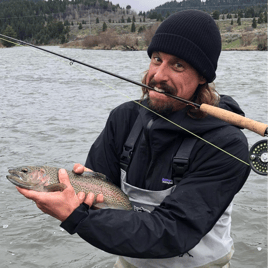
[133,206,151,213]
[162,178,173,185]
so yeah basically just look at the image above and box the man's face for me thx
[146,51,206,114]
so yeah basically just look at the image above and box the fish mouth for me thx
[6,168,40,189]
[6,174,27,188]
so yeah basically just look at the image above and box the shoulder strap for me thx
[172,137,198,184]
[120,115,143,171]
[120,115,198,183]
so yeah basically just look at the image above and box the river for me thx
[0,47,267,267]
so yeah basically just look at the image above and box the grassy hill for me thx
[62,15,267,51]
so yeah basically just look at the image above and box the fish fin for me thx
[44,183,67,192]
[83,171,107,181]
[92,202,110,210]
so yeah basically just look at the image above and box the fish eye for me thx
[21,168,28,173]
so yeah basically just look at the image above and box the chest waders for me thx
[117,115,234,268]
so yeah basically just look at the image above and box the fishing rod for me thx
[1,34,267,175]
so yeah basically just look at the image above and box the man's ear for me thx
[199,75,207,85]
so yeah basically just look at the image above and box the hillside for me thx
[0,0,267,51]
[61,15,267,51]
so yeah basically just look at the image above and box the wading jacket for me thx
[61,95,250,261]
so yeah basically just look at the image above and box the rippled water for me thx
[0,47,267,267]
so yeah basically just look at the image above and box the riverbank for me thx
[62,17,267,51]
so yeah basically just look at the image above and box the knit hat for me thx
[147,10,221,83]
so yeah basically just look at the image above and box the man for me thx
[18,10,250,268]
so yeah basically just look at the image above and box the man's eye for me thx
[174,62,184,71]
[153,56,161,63]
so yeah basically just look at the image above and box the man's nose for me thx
[153,63,169,83]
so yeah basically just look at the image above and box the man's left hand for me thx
[16,168,88,222]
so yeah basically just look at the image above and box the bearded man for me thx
[18,10,250,268]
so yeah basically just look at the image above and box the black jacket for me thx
[61,95,250,258]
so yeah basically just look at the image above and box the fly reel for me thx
[249,140,268,176]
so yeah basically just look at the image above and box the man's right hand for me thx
[73,163,93,174]
[72,163,104,207]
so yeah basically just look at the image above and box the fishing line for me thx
[1,35,264,170]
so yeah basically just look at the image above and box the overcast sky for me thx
[112,0,171,13]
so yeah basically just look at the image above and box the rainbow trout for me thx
[7,166,132,211]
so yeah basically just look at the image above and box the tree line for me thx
[147,5,267,22]
[0,0,119,47]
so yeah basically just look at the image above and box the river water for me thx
[0,47,267,268]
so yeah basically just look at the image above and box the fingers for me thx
[73,163,84,174]
[84,193,104,207]
[84,192,95,207]
[58,169,72,188]
[96,194,104,203]
[77,192,86,204]
[73,163,93,174]
[16,186,41,201]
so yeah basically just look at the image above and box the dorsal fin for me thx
[83,171,107,181]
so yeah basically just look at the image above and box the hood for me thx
[138,95,245,153]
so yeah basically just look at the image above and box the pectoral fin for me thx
[44,183,67,192]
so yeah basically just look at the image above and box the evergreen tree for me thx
[102,22,107,32]
[237,17,241,25]
[138,26,144,33]
[264,12,267,23]
[231,19,233,25]
[96,17,99,23]
[252,17,257,28]
[212,10,220,20]
[2,25,17,47]
[78,23,82,29]
[126,5,131,14]
[131,21,136,32]
[258,13,264,24]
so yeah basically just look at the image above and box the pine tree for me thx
[131,21,136,32]
[252,17,257,28]
[102,22,107,32]
[2,25,17,47]
[212,10,220,20]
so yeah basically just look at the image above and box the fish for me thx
[6,166,132,211]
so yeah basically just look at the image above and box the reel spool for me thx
[249,140,268,176]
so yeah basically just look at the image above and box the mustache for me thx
[148,79,177,96]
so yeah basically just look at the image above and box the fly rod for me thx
[1,33,267,138]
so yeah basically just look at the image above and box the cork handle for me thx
[200,103,268,136]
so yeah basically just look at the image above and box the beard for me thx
[147,78,187,115]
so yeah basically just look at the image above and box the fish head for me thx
[6,166,50,190]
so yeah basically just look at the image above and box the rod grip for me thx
[200,103,268,137]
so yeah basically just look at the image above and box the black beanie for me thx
[147,10,221,83]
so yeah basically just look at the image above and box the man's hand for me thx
[16,168,88,222]
[73,163,104,207]
[73,163,93,174]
